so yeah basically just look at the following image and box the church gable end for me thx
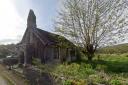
[17,9,77,66]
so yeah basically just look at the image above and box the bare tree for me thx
[55,0,128,61]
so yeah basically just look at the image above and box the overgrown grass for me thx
[33,53,128,85]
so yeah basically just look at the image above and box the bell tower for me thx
[27,9,37,28]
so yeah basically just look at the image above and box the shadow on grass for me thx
[79,59,128,73]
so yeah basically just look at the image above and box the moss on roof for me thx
[36,28,75,48]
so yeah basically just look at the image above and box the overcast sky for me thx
[0,0,61,44]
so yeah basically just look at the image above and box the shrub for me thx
[71,79,86,85]
[63,80,72,85]
[125,54,128,57]
[79,63,95,76]
[110,79,121,85]
[96,65,107,71]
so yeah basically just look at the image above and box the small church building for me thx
[16,10,78,66]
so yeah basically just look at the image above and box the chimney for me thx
[27,9,37,28]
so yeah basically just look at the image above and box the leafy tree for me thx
[55,0,128,61]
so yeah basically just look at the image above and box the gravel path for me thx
[0,64,28,85]
[0,76,8,85]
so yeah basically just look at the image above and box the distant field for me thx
[97,43,128,54]
[0,44,15,59]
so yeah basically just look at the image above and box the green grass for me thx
[93,54,128,73]
[33,53,128,85]
[53,53,128,85]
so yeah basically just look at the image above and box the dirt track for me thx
[0,76,8,85]
[0,64,28,85]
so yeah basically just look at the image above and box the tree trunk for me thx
[86,44,95,61]
[87,53,94,62]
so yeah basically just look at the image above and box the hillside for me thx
[97,43,128,54]
[0,44,15,58]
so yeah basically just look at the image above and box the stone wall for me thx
[2,57,18,66]
[23,67,55,85]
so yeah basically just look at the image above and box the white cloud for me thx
[0,0,25,44]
